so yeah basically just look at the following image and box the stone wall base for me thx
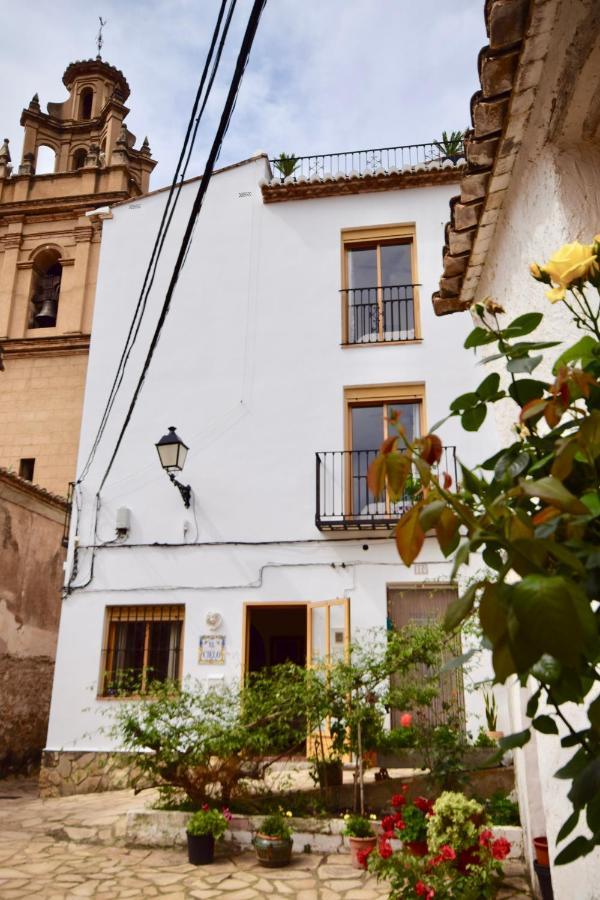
[39,750,153,798]
[0,654,55,777]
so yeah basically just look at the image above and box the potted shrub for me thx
[186,806,230,865]
[343,814,378,869]
[253,813,293,868]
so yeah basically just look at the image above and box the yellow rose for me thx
[529,262,544,281]
[546,286,566,303]
[542,241,598,290]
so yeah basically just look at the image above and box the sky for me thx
[0,1,487,189]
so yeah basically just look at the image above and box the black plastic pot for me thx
[186,832,215,865]
[534,860,554,900]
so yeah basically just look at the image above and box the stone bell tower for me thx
[0,57,157,496]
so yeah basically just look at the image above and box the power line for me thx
[78,0,236,482]
[97,0,268,495]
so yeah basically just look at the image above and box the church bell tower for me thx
[0,55,157,496]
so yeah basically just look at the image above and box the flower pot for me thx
[485,730,504,742]
[534,860,554,900]
[534,836,549,867]
[404,840,428,857]
[186,832,215,865]
[254,833,293,868]
[348,835,377,869]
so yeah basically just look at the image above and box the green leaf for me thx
[464,327,497,349]
[462,403,487,431]
[555,835,595,866]
[586,791,600,835]
[482,545,504,571]
[440,647,479,671]
[435,508,460,557]
[556,748,588,780]
[508,379,547,407]
[495,450,530,481]
[450,392,477,412]
[588,696,600,734]
[499,729,531,751]
[581,491,600,517]
[569,759,600,809]
[419,500,446,532]
[526,689,541,719]
[557,809,580,844]
[492,639,517,681]
[476,372,501,401]
[451,541,470,580]
[552,335,598,374]
[479,583,508,644]
[395,504,425,566]
[510,575,596,667]
[444,583,478,631]
[503,312,543,338]
[507,354,543,374]
[532,715,559,735]
[519,476,589,514]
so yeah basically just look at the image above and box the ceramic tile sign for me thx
[199,634,226,664]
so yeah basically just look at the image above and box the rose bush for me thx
[368,235,600,865]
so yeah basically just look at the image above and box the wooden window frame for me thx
[344,383,426,516]
[98,604,185,700]
[340,223,421,346]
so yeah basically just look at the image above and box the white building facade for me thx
[43,150,502,792]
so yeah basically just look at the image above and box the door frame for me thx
[241,602,308,680]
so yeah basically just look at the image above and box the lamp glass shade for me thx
[156,426,189,472]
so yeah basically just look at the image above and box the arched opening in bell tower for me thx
[72,148,87,170]
[79,88,94,120]
[29,248,63,329]
[35,145,57,174]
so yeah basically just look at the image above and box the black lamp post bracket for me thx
[169,473,191,508]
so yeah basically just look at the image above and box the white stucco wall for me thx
[470,4,600,893]
[47,156,503,757]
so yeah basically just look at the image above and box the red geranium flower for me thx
[439,844,456,861]
[413,796,434,815]
[415,881,435,899]
[379,838,393,859]
[491,837,511,860]
[392,793,407,808]
[356,847,373,867]
[479,829,493,848]
[382,814,397,832]
[400,713,413,728]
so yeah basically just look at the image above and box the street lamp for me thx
[155,426,191,508]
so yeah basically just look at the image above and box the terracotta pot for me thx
[186,832,214,865]
[404,840,428,857]
[534,836,549,867]
[254,833,293,868]
[348,835,377,869]
[486,730,504,742]
[362,750,378,769]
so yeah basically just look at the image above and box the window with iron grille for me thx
[101,605,184,697]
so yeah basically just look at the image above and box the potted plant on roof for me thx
[432,130,465,164]
[186,805,231,865]
[253,812,293,868]
[483,689,504,742]
[343,813,378,869]
[272,152,299,181]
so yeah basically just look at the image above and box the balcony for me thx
[315,447,458,531]
[342,285,418,345]
[268,141,465,181]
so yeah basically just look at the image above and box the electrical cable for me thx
[77,0,236,482]
[96,0,268,496]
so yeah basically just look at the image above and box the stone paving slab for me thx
[0,779,532,899]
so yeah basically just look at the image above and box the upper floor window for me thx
[79,88,93,120]
[341,224,419,345]
[72,148,87,170]
[101,605,184,697]
[29,250,62,328]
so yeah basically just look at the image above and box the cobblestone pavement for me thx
[0,779,532,899]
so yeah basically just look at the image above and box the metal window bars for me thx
[315,447,458,530]
[269,141,465,182]
[342,284,418,344]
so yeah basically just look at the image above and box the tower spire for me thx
[96,16,107,60]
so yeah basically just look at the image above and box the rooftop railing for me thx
[269,141,465,181]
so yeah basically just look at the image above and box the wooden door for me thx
[387,584,465,729]
[306,598,351,757]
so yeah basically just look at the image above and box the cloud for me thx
[0,0,486,188]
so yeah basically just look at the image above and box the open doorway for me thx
[245,604,307,673]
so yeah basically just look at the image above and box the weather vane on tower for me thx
[96,17,107,60]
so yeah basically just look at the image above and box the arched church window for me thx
[29,250,62,329]
[79,88,93,120]
[35,145,56,174]
[72,148,87,170]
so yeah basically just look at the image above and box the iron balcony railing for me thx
[315,447,458,531]
[342,284,418,345]
[269,141,465,181]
